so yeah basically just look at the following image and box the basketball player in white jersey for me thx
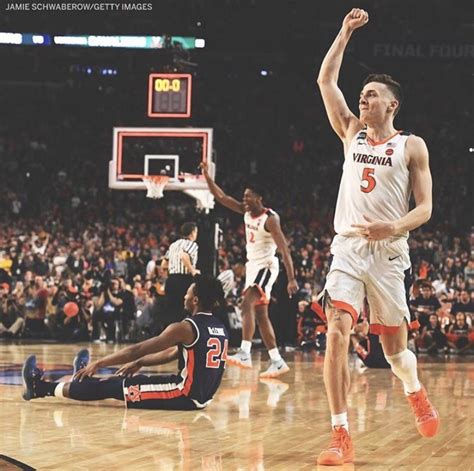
[315,8,439,466]
[201,162,298,377]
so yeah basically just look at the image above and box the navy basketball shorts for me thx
[123,374,201,411]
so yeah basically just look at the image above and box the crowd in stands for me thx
[0,42,472,355]
[1,140,471,353]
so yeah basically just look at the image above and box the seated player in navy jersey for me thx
[22,276,229,410]
[350,319,390,369]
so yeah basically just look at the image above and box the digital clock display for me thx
[147,73,192,118]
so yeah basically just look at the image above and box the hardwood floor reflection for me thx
[0,343,472,470]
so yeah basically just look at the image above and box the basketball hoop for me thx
[142,175,170,199]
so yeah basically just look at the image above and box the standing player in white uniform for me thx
[201,162,298,377]
[316,8,439,466]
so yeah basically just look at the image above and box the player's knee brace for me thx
[385,348,416,372]
[385,349,420,394]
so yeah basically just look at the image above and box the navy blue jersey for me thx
[176,313,228,406]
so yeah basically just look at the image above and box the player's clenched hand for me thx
[287,279,299,298]
[343,8,369,31]
[115,360,141,377]
[351,215,395,240]
[74,360,101,381]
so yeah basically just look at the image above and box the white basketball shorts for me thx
[244,257,279,306]
[323,235,412,334]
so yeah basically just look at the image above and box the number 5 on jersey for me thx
[206,338,229,368]
[361,167,376,193]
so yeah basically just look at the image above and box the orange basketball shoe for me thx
[317,426,354,466]
[406,385,440,437]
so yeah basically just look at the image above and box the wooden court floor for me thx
[0,343,472,470]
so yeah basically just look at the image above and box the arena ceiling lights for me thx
[0,32,205,49]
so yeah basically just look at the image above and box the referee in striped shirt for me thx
[162,222,200,324]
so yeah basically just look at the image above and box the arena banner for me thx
[371,42,474,60]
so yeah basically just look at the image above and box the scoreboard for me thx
[147,73,192,118]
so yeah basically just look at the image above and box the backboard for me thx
[108,127,214,191]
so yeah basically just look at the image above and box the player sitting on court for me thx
[22,276,228,411]
[350,319,390,369]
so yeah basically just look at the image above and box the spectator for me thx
[0,284,25,338]
[451,290,474,319]
[23,276,49,338]
[92,278,124,343]
[446,313,473,354]
[117,277,137,341]
[145,253,159,280]
[410,282,441,328]
[417,314,447,354]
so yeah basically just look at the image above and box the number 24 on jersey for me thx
[206,338,228,368]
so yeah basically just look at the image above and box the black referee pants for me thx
[164,274,194,325]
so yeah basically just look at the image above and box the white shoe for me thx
[227,349,252,369]
[259,358,290,378]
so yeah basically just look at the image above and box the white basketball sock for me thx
[268,347,282,361]
[54,382,66,399]
[385,349,421,395]
[240,340,252,355]
[331,412,349,431]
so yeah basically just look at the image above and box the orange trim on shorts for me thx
[256,298,270,306]
[369,324,401,335]
[331,300,359,326]
[311,301,326,322]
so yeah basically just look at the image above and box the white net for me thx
[142,176,170,199]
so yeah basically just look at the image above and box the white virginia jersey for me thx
[334,130,412,239]
[244,209,278,264]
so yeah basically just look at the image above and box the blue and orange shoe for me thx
[22,355,43,401]
[72,348,90,380]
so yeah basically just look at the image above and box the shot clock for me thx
[147,73,192,118]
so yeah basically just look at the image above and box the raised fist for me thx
[343,8,369,31]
